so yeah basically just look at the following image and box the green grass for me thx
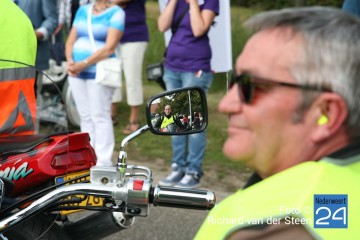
[113,3,257,179]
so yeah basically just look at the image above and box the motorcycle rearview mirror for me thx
[146,87,208,135]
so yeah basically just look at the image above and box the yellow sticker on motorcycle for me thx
[55,170,103,215]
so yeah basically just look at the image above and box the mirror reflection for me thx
[148,88,206,134]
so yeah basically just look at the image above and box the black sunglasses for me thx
[229,74,333,104]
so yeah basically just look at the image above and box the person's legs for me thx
[171,135,187,170]
[111,102,117,124]
[69,78,115,166]
[121,42,148,134]
[87,80,115,166]
[159,68,187,186]
[128,105,139,123]
[163,68,182,90]
[68,76,94,146]
[174,71,214,188]
[110,44,124,126]
[186,131,206,175]
[164,69,187,171]
[181,71,213,94]
[111,87,122,125]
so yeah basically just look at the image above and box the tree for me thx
[295,0,307,6]
[155,90,203,118]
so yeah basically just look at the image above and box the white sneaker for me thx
[159,171,185,186]
[174,174,200,189]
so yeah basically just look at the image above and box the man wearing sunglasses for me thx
[196,7,360,239]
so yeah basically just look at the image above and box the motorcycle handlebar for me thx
[150,185,216,210]
[0,183,216,232]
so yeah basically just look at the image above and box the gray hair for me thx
[244,7,360,137]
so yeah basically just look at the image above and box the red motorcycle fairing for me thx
[0,132,96,196]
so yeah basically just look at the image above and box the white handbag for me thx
[87,4,122,88]
[94,58,122,88]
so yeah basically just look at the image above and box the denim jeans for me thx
[163,68,213,177]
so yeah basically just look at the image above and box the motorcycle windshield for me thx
[0,59,71,195]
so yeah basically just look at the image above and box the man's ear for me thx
[311,93,348,142]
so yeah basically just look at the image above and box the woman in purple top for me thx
[111,0,149,133]
[157,0,219,189]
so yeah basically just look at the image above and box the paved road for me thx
[102,206,208,240]
[102,191,230,240]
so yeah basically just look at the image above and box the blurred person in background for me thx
[55,0,93,36]
[153,104,185,133]
[65,0,124,166]
[17,0,58,71]
[342,0,360,18]
[110,0,149,132]
[157,0,219,188]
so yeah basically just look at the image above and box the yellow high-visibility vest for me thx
[160,115,175,130]
[0,0,37,137]
[196,159,360,239]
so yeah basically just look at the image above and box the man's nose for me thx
[218,86,243,113]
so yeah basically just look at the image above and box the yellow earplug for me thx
[317,115,328,125]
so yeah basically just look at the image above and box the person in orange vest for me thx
[0,0,37,137]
